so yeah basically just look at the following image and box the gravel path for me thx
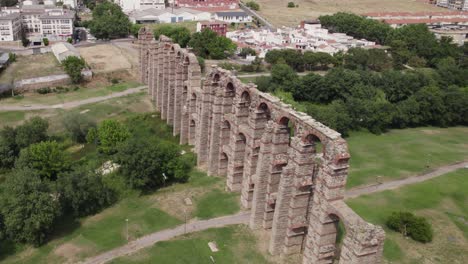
[345,161,468,199]
[80,212,250,264]
[0,86,147,111]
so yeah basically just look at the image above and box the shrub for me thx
[62,112,96,143]
[42,38,49,46]
[36,87,52,94]
[67,37,73,44]
[287,2,295,7]
[386,211,433,243]
[8,53,16,62]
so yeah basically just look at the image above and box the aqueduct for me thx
[138,27,385,264]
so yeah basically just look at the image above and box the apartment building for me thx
[0,5,75,42]
[196,20,228,36]
[0,12,22,41]
[39,10,75,41]
[174,0,238,10]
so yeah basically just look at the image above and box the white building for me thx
[116,0,165,12]
[0,12,22,41]
[0,5,75,42]
[128,7,210,24]
[214,11,252,23]
[226,23,377,57]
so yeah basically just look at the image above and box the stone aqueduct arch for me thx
[138,27,385,264]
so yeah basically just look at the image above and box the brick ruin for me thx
[138,27,385,264]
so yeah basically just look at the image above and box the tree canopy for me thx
[62,56,86,84]
[153,25,191,48]
[89,2,131,39]
[188,29,236,59]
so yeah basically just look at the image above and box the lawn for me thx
[347,169,468,263]
[254,0,449,27]
[0,81,142,106]
[347,127,468,188]
[0,53,64,84]
[110,225,270,264]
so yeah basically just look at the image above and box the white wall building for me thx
[226,23,377,57]
[213,11,252,23]
[117,0,165,12]
[0,12,22,41]
[129,7,210,24]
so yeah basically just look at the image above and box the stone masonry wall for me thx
[138,27,385,264]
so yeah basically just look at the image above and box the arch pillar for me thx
[240,104,269,209]
[196,79,214,168]
[173,57,184,136]
[166,49,176,125]
[270,136,319,255]
[160,46,170,120]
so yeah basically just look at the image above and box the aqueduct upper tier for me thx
[138,27,385,264]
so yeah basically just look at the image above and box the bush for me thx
[8,52,16,62]
[287,2,295,7]
[245,1,260,11]
[386,211,433,243]
[67,37,73,44]
[42,38,49,46]
[88,119,130,154]
[197,56,205,73]
[36,87,52,94]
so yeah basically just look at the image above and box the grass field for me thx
[347,169,468,263]
[110,225,270,264]
[346,127,468,188]
[0,81,142,106]
[254,0,448,26]
[0,93,242,263]
[0,53,64,84]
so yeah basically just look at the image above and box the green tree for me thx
[188,29,236,59]
[0,126,18,169]
[42,38,49,46]
[15,117,49,149]
[89,1,131,39]
[116,138,191,190]
[270,63,298,91]
[287,2,295,7]
[57,169,115,217]
[1,169,61,246]
[92,120,130,154]
[62,112,96,143]
[239,47,256,58]
[130,23,142,38]
[245,1,259,11]
[386,211,433,243]
[62,56,86,84]
[154,25,191,48]
[15,141,71,181]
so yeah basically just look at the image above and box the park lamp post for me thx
[126,218,129,241]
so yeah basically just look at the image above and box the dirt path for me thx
[80,212,250,264]
[0,86,147,111]
[345,161,468,199]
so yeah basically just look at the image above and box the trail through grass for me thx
[347,169,468,263]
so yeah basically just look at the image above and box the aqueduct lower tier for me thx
[138,27,385,264]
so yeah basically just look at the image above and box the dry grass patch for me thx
[78,44,132,73]
[0,53,64,84]
[255,0,449,27]
[53,242,93,263]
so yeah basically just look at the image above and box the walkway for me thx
[0,86,147,111]
[80,161,467,264]
[80,212,250,264]
[345,161,468,199]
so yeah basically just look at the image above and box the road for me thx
[80,160,467,264]
[80,212,250,264]
[345,161,468,199]
[0,86,147,111]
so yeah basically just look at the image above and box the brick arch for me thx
[139,34,385,264]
